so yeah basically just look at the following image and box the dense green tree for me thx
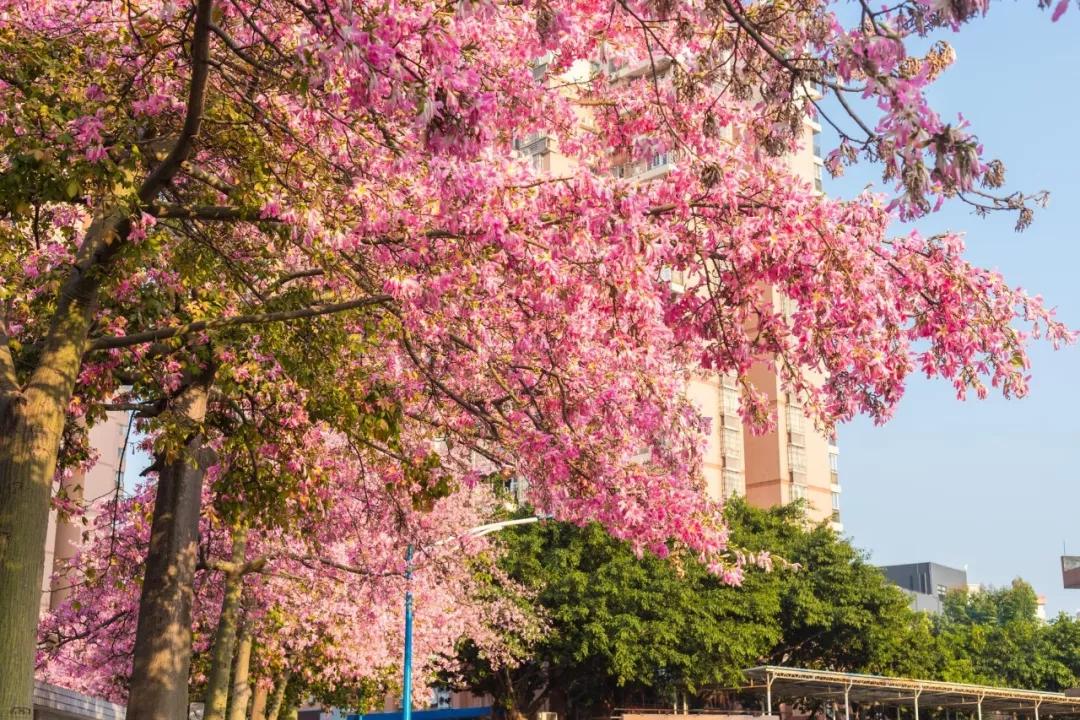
[935,581,1076,690]
[453,500,934,720]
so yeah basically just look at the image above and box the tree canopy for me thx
[453,503,1080,720]
[2,0,1075,712]
[452,500,943,720]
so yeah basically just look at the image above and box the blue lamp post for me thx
[402,544,415,720]
[400,517,546,720]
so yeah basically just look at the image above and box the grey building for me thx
[878,561,968,613]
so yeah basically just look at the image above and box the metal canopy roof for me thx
[743,667,1080,718]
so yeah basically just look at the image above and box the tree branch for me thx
[147,204,269,222]
[138,0,215,202]
[207,22,280,74]
[87,295,393,351]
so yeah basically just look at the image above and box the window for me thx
[828,452,839,472]
[786,404,806,448]
[722,427,742,458]
[723,469,744,498]
[936,584,948,600]
[669,268,686,292]
[722,385,739,415]
[791,483,807,501]
[432,687,453,710]
[532,152,550,171]
[813,164,824,192]
[787,444,806,472]
[831,491,841,510]
[779,294,795,320]
[506,476,528,504]
[643,152,669,169]
[812,129,822,159]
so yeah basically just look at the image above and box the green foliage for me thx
[453,500,929,720]
[934,581,1078,691]
[456,503,1080,720]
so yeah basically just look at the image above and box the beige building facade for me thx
[521,62,841,526]
[40,409,131,614]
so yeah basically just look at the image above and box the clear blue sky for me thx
[824,4,1080,616]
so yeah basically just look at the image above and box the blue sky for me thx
[825,3,1080,615]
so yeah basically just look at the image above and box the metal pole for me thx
[767,674,774,717]
[1035,701,1041,720]
[399,517,545,720]
[977,696,983,720]
[402,545,414,720]
[913,690,921,720]
[844,684,851,720]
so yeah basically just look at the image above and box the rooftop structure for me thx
[743,666,1080,720]
[878,562,968,614]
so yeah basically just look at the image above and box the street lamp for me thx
[401,516,548,720]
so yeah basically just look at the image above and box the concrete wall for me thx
[33,681,125,720]
[41,409,130,614]
[880,562,968,597]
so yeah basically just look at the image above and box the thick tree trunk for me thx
[126,378,214,720]
[1,1,214,709]
[0,397,65,720]
[0,213,125,720]
[266,673,291,720]
[204,529,250,720]
[249,681,269,720]
[227,626,254,720]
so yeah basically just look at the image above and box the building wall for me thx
[41,409,130,614]
[520,66,840,526]
[880,562,968,598]
[880,562,969,613]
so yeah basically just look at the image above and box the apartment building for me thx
[40,408,130,614]
[519,60,841,527]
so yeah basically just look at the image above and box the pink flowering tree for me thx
[1,0,1074,714]
[37,438,528,712]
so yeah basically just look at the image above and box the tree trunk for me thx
[126,377,214,720]
[250,681,269,720]
[227,626,254,720]
[266,673,291,720]
[0,213,126,720]
[0,396,65,720]
[204,529,250,720]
